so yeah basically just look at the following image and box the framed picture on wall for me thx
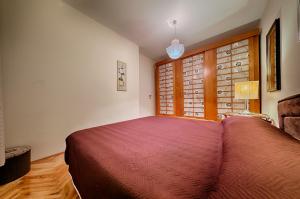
[117,60,127,91]
[266,18,281,92]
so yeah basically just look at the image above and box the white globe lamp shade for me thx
[166,39,185,59]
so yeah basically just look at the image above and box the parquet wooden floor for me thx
[0,153,79,199]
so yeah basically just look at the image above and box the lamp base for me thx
[241,110,253,115]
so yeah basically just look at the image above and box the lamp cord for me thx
[173,20,177,38]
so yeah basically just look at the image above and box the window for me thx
[158,63,174,115]
[182,54,205,118]
[216,39,250,119]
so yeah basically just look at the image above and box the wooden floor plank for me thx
[0,153,79,199]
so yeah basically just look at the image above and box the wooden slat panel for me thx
[248,35,261,113]
[204,49,217,120]
[174,59,184,116]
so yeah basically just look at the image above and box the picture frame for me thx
[117,60,127,91]
[266,18,281,92]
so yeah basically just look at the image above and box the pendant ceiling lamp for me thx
[166,20,185,59]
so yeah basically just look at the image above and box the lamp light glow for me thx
[166,20,185,59]
[235,81,259,114]
[166,39,185,59]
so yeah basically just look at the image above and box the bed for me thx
[65,95,300,199]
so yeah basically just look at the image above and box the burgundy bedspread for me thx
[65,117,223,199]
[208,117,300,199]
[66,116,300,199]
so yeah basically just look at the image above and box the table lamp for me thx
[235,81,259,114]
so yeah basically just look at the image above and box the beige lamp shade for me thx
[235,81,259,100]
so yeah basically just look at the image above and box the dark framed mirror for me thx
[266,18,281,92]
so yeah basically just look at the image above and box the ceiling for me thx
[66,0,268,61]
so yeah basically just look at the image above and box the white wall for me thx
[260,0,300,125]
[0,53,5,166]
[1,0,142,160]
[0,5,5,165]
[139,53,155,117]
